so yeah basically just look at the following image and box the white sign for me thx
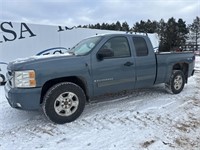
[0,21,159,83]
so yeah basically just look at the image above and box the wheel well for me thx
[40,76,89,104]
[173,63,189,83]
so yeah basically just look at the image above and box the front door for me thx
[91,36,136,97]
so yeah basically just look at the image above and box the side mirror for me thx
[97,49,114,60]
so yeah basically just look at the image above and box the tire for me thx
[42,82,86,124]
[166,70,185,94]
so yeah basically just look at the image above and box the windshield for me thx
[69,36,102,55]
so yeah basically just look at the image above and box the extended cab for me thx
[5,34,195,124]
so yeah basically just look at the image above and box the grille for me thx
[8,71,12,76]
[7,70,13,87]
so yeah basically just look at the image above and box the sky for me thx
[0,0,199,27]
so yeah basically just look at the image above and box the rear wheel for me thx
[42,82,86,124]
[166,70,185,94]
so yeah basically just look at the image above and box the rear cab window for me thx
[132,37,149,56]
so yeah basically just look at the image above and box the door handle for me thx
[124,61,134,66]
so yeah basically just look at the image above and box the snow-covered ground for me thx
[0,57,200,150]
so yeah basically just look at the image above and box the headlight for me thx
[14,70,36,88]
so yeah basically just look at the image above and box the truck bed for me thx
[155,52,195,84]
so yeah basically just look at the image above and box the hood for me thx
[8,53,76,71]
[12,53,73,64]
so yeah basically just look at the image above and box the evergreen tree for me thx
[159,17,188,52]
[163,17,178,51]
[158,19,167,51]
[133,20,146,32]
[82,25,88,28]
[177,19,189,47]
[95,23,101,29]
[189,16,200,51]
[110,23,116,30]
[122,21,129,31]
[115,21,122,31]
[133,20,157,33]
[101,23,107,30]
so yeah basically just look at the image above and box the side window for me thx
[132,37,148,56]
[100,36,131,58]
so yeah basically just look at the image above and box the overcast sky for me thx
[0,0,199,27]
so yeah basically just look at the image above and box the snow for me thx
[0,56,200,150]
[12,53,72,64]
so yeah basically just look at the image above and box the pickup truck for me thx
[4,33,195,124]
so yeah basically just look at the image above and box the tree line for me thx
[78,17,200,52]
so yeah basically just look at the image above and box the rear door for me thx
[91,36,136,96]
[132,37,157,88]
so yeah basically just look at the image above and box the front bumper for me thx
[4,82,42,110]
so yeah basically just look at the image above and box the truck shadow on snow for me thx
[82,84,169,116]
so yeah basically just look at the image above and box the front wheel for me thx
[42,82,86,124]
[166,70,185,94]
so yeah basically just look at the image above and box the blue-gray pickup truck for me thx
[5,33,195,124]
